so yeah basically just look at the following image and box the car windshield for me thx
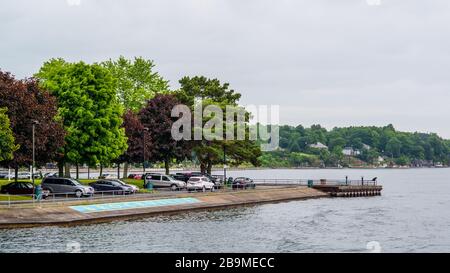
[189,178,200,182]
[70,179,82,186]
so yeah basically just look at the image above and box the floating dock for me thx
[253,178,383,197]
[312,185,382,197]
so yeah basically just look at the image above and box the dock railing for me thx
[252,178,378,187]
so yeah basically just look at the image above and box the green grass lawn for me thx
[0,195,32,201]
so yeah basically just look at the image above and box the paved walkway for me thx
[0,187,327,228]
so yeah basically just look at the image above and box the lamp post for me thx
[31,120,39,193]
[143,127,149,174]
[223,145,227,185]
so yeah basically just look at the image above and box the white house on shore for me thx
[308,142,328,150]
[343,147,360,156]
[343,143,372,156]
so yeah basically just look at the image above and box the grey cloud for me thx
[1,0,449,137]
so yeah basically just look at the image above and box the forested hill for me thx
[259,124,450,168]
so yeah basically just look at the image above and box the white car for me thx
[17,172,31,179]
[186,176,216,192]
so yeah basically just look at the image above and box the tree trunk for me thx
[164,158,170,175]
[57,161,64,178]
[200,162,206,174]
[64,163,71,178]
[14,166,18,182]
[123,162,129,179]
[117,163,120,179]
[87,166,90,179]
[207,162,212,175]
[76,163,79,180]
[99,164,103,178]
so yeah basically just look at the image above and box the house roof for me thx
[309,142,328,149]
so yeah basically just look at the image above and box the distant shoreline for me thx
[7,166,449,173]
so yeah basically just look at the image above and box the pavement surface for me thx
[0,186,328,228]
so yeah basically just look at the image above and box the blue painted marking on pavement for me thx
[69,197,201,213]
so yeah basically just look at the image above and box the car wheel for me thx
[75,190,83,198]
[171,184,178,191]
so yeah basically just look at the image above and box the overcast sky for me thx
[1,0,450,137]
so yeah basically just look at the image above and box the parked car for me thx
[43,172,58,178]
[15,172,40,179]
[172,173,190,182]
[17,172,31,179]
[0,182,49,198]
[89,180,132,194]
[186,176,216,192]
[41,177,94,197]
[174,172,224,188]
[98,173,117,179]
[0,172,9,179]
[191,172,224,187]
[145,173,186,191]
[111,179,139,193]
[232,177,256,189]
[2,173,15,179]
[128,174,143,180]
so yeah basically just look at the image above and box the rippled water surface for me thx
[1,168,450,253]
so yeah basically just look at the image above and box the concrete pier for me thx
[0,186,327,229]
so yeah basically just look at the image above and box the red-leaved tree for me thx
[117,110,152,178]
[0,70,65,180]
[139,94,190,174]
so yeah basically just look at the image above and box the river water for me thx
[1,168,449,253]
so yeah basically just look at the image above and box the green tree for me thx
[102,56,169,175]
[0,108,18,162]
[177,76,260,174]
[274,123,450,167]
[35,59,128,178]
[102,56,169,112]
[177,76,241,106]
[385,137,402,158]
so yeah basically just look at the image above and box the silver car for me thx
[145,173,186,191]
[42,177,94,197]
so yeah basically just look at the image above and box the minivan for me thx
[41,177,94,197]
[145,173,186,191]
